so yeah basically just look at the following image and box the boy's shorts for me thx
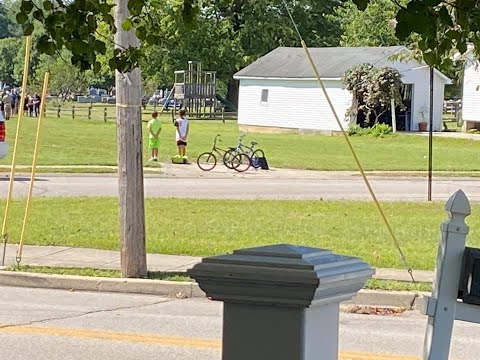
[176,140,187,146]
[149,138,160,149]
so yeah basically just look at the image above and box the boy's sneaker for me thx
[148,157,155,161]
[153,157,158,161]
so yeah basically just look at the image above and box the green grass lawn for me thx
[2,197,478,270]
[2,113,480,171]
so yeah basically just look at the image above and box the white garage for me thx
[234,46,451,133]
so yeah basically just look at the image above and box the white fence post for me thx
[422,189,471,360]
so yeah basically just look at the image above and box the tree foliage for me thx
[0,1,21,38]
[352,0,480,67]
[343,64,405,123]
[331,0,405,47]
[14,0,341,87]
[0,38,22,85]
[141,0,341,102]
[14,0,199,72]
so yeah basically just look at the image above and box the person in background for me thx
[11,91,16,115]
[147,111,162,161]
[33,93,41,117]
[174,109,189,158]
[13,88,20,114]
[0,92,4,119]
[24,95,29,116]
[2,92,12,120]
[28,95,34,117]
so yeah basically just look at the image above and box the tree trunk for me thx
[115,0,147,278]
[349,94,358,125]
[227,78,239,109]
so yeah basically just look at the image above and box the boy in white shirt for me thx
[174,109,189,158]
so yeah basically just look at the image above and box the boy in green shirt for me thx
[147,111,162,161]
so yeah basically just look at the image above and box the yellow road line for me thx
[340,352,419,360]
[0,324,221,349]
[0,324,420,359]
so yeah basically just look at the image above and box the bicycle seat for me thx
[251,141,258,146]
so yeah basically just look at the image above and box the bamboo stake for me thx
[16,72,50,264]
[1,36,32,266]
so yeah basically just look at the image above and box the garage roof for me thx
[233,46,450,82]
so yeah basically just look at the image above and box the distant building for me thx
[234,46,451,133]
[458,48,480,131]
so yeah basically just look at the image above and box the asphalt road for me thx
[0,173,479,201]
[0,286,479,360]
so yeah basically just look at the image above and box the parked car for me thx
[159,98,182,109]
[102,96,148,106]
[102,96,116,104]
[0,115,9,159]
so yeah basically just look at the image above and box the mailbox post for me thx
[188,244,374,360]
[421,189,477,360]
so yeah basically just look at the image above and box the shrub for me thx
[347,124,371,136]
[348,123,393,137]
[370,123,393,138]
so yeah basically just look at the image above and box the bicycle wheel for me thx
[197,152,217,171]
[232,153,251,173]
[222,149,239,169]
[250,149,265,169]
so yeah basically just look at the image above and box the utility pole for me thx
[115,0,147,277]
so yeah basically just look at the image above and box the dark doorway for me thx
[355,84,413,130]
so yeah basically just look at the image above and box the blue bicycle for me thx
[223,134,265,170]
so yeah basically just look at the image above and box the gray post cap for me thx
[188,244,374,308]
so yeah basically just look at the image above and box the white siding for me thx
[402,65,445,131]
[237,60,448,132]
[237,79,351,131]
[462,59,480,122]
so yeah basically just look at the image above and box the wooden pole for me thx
[115,0,147,278]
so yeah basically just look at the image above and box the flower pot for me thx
[418,122,428,132]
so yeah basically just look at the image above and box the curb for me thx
[0,271,196,298]
[0,270,430,308]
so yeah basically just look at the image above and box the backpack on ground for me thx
[258,156,269,170]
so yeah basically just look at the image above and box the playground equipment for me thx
[173,61,237,119]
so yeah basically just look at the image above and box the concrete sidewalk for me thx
[1,244,434,283]
[0,244,434,308]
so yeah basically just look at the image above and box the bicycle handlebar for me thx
[238,133,246,143]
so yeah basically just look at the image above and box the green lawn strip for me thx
[366,172,480,177]
[0,167,160,174]
[5,265,190,282]
[365,279,432,292]
[7,265,120,278]
[0,168,119,174]
[1,167,479,177]
[2,115,480,171]
[4,265,430,292]
[1,197,476,270]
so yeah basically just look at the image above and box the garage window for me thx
[261,89,269,103]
